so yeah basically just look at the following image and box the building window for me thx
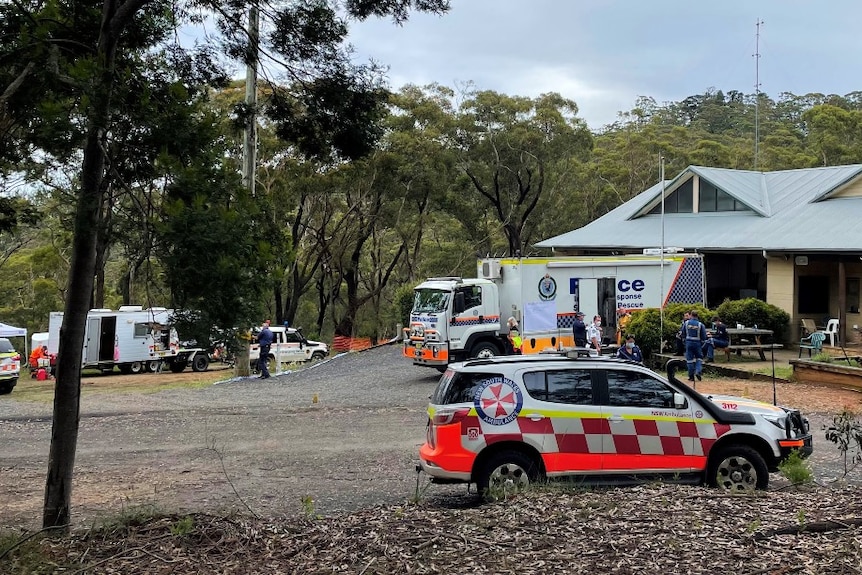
[698,180,752,212]
[648,178,693,214]
[848,278,860,313]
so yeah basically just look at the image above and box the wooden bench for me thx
[721,343,784,362]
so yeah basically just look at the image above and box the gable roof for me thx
[536,164,862,252]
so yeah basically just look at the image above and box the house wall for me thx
[766,257,794,319]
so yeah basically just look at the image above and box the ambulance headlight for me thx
[763,413,788,431]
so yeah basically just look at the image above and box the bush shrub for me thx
[626,303,715,359]
[714,298,791,342]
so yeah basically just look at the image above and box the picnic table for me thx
[721,327,782,361]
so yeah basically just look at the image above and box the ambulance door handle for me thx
[526,413,545,421]
[607,415,624,423]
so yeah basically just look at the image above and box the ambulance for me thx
[403,254,705,368]
[418,354,812,498]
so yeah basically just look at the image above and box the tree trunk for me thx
[42,0,124,530]
[42,124,105,530]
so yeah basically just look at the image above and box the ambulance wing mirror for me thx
[453,292,465,314]
[673,393,687,410]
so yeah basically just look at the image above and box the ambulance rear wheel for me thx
[129,361,143,374]
[470,341,500,360]
[477,450,539,502]
[707,444,769,492]
[147,360,161,373]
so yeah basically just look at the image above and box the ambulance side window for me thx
[435,371,503,404]
[604,371,674,409]
[523,369,593,405]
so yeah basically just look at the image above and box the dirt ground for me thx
[2,347,861,534]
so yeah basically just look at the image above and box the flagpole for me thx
[659,156,666,353]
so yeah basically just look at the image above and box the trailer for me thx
[47,306,208,374]
[403,254,706,368]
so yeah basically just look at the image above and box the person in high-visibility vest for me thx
[506,317,523,354]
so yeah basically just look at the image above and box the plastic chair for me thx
[824,319,840,347]
[798,331,826,357]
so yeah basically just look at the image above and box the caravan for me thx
[48,306,176,374]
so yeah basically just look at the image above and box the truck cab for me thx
[403,278,503,368]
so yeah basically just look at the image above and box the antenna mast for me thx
[754,18,763,171]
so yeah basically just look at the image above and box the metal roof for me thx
[536,164,862,252]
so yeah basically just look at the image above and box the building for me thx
[536,164,862,342]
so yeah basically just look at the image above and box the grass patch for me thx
[751,365,794,380]
[8,367,234,403]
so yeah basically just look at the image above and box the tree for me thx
[454,90,593,256]
[1,0,449,530]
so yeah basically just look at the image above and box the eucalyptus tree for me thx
[1,0,449,529]
[452,90,593,257]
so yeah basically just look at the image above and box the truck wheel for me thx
[707,444,769,492]
[191,354,209,372]
[129,361,143,374]
[311,351,325,361]
[147,360,162,373]
[169,360,187,373]
[470,341,500,359]
[476,450,540,502]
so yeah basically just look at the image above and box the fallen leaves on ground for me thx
[9,484,861,574]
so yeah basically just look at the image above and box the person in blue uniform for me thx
[615,335,643,363]
[683,311,707,382]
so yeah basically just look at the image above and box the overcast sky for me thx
[347,0,862,130]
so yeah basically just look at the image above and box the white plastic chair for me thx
[824,319,840,347]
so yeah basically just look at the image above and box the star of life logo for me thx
[474,376,524,425]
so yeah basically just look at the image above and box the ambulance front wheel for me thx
[470,341,500,360]
[707,444,769,492]
[476,450,540,502]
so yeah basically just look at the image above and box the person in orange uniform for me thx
[29,345,47,369]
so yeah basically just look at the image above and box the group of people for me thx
[676,312,729,382]
[571,310,643,363]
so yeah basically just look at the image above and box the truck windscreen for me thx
[413,289,450,313]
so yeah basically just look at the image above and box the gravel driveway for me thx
[0,345,857,531]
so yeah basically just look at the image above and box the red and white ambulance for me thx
[419,353,812,499]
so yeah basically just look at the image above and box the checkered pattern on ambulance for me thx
[458,412,732,461]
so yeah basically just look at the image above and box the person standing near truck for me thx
[572,311,587,348]
[257,320,274,379]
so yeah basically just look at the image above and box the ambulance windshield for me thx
[413,289,451,313]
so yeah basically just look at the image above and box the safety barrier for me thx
[332,336,373,353]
